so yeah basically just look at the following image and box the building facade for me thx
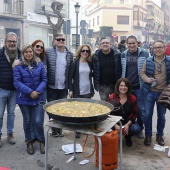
[0,0,25,48]
[146,0,164,42]
[82,0,166,44]
[161,0,170,41]
[0,0,67,48]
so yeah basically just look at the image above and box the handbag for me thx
[158,83,170,110]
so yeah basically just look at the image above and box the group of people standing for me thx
[0,32,169,156]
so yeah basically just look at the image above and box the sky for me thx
[152,0,161,7]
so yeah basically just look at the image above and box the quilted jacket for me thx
[13,61,47,105]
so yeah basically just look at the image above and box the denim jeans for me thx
[19,104,45,142]
[129,123,142,136]
[132,89,145,128]
[144,90,166,137]
[0,88,16,137]
[99,84,115,101]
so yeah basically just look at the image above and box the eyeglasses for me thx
[81,50,90,53]
[101,42,110,45]
[6,40,17,44]
[55,38,65,41]
[127,42,136,45]
[35,45,43,49]
[153,46,164,50]
[157,62,161,73]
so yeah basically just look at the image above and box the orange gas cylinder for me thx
[95,130,119,170]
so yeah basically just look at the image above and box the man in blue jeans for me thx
[121,35,149,138]
[46,34,73,137]
[141,39,170,146]
[0,32,21,148]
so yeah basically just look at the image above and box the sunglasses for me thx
[55,38,65,41]
[35,45,43,49]
[81,50,90,53]
[6,40,17,44]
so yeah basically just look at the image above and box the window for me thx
[89,20,91,28]
[143,13,147,22]
[139,11,142,21]
[134,11,138,20]
[72,34,80,49]
[93,18,95,26]
[120,36,126,41]
[4,0,12,12]
[105,0,113,3]
[117,16,129,24]
[4,0,24,15]
[120,0,124,4]
[97,16,100,25]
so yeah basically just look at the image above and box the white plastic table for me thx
[44,115,122,170]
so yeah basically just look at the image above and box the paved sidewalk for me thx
[0,96,170,170]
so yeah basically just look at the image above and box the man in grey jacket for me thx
[46,34,73,137]
[121,35,149,140]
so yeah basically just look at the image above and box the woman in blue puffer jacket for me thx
[13,44,47,155]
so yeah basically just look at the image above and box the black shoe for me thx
[27,142,34,155]
[58,129,64,137]
[156,136,164,146]
[40,141,45,154]
[144,136,151,146]
[50,128,59,137]
[76,132,81,138]
[125,135,132,147]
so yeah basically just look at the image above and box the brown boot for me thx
[27,141,34,155]
[40,141,45,154]
[7,134,16,144]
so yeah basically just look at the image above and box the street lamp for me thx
[145,24,151,43]
[74,2,80,50]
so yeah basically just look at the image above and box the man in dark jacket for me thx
[45,34,73,137]
[118,40,126,53]
[0,32,21,148]
[93,37,122,101]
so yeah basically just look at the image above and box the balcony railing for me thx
[4,0,24,15]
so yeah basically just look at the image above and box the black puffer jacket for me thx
[118,43,126,53]
[92,48,122,91]
[45,46,73,89]
[0,47,21,90]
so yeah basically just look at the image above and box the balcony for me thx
[147,11,154,20]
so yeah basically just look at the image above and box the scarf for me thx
[4,45,18,66]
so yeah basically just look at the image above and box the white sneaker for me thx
[168,148,170,158]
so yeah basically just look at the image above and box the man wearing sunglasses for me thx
[0,32,21,148]
[141,39,170,146]
[45,34,73,137]
[93,37,122,101]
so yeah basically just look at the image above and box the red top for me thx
[165,45,170,56]
[108,93,138,125]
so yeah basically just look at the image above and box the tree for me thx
[99,26,113,38]
[42,1,64,40]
